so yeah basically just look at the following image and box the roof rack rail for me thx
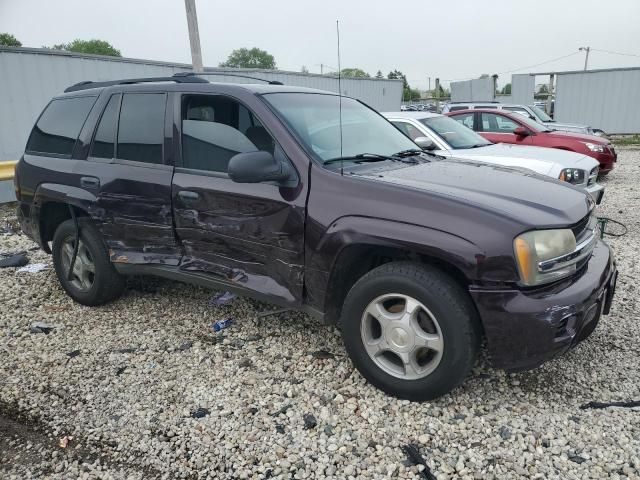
[64,75,209,93]
[173,72,284,85]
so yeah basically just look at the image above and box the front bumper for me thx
[585,182,605,205]
[595,151,616,173]
[470,239,616,371]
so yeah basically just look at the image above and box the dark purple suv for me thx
[14,75,617,400]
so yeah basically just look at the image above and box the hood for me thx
[359,157,592,227]
[544,129,610,144]
[440,143,598,176]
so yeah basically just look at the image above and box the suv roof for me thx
[60,74,334,97]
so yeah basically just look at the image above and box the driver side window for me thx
[392,121,424,141]
[481,113,519,133]
[181,94,276,172]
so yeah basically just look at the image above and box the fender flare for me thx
[312,215,485,282]
[31,183,97,251]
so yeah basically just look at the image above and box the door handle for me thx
[80,176,100,189]
[178,190,200,201]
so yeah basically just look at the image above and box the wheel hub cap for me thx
[360,293,444,380]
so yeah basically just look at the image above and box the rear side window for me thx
[117,93,166,164]
[26,96,96,156]
[91,94,121,159]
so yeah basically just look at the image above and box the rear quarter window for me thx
[26,96,97,156]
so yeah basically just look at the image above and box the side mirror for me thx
[228,151,291,184]
[414,136,437,150]
[513,126,530,137]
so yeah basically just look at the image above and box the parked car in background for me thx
[383,111,604,204]
[447,109,616,174]
[442,102,606,136]
[15,75,617,401]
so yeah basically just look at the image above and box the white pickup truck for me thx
[384,111,605,204]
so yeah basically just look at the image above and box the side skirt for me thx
[113,263,327,323]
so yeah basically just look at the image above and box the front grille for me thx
[571,215,591,240]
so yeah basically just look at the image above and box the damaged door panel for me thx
[84,91,180,264]
[171,93,305,304]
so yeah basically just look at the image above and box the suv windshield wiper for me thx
[392,149,424,157]
[323,153,398,165]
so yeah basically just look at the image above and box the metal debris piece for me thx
[256,308,290,318]
[311,349,335,360]
[16,263,48,273]
[580,400,640,410]
[30,322,61,335]
[400,444,437,480]
[0,253,28,268]
[190,407,210,419]
[303,413,317,429]
[208,291,237,306]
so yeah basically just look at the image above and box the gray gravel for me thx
[1,149,640,479]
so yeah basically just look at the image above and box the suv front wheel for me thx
[341,261,480,401]
[52,218,125,306]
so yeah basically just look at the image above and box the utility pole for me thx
[320,63,324,75]
[428,77,431,94]
[184,0,204,73]
[435,78,440,112]
[579,46,590,71]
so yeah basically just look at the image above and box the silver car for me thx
[383,111,605,204]
[441,102,606,137]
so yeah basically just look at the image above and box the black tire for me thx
[52,218,125,306]
[340,261,481,401]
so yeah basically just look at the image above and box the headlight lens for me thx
[558,168,586,184]
[514,229,576,286]
[582,142,605,153]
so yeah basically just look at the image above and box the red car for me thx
[447,109,616,174]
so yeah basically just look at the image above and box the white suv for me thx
[383,111,605,204]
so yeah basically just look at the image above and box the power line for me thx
[443,51,581,82]
[591,48,640,59]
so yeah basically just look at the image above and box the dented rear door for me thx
[85,91,180,264]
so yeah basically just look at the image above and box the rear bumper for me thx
[470,240,616,371]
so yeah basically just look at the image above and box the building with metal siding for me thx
[0,47,402,161]
[554,67,640,134]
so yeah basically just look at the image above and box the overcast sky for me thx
[2,0,639,89]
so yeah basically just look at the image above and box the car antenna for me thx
[336,19,344,176]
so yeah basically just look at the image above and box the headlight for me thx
[514,229,576,286]
[582,142,605,153]
[558,168,586,184]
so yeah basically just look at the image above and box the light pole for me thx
[579,46,591,71]
[184,0,204,73]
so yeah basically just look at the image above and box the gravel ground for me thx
[1,149,639,480]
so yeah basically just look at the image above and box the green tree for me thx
[388,70,412,101]
[409,88,422,101]
[50,39,121,56]
[0,33,22,47]
[375,70,383,79]
[219,47,276,69]
[300,65,309,74]
[501,83,512,95]
[538,84,549,94]
[340,68,370,78]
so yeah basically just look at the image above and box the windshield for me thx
[421,116,491,149]
[529,105,553,122]
[515,113,551,132]
[263,93,418,163]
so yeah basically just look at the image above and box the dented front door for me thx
[171,172,305,305]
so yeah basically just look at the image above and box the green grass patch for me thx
[612,135,640,146]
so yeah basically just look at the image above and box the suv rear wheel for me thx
[341,261,480,401]
[52,218,125,306]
